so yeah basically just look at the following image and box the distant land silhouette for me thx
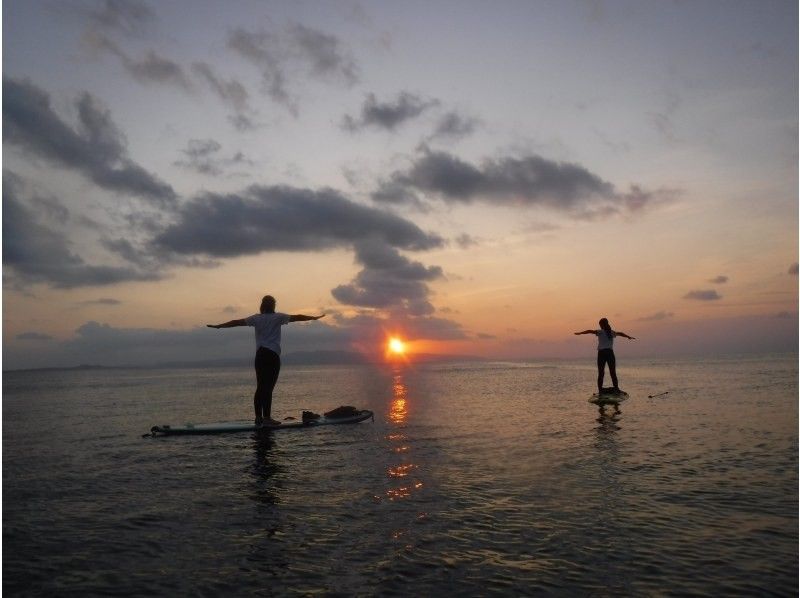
[3,350,487,372]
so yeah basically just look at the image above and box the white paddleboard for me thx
[149,410,373,436]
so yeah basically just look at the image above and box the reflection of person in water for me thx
[574,318,635,393]
[208,295,324,426]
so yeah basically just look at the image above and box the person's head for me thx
[260,295,276,314]
[599,318,612,334]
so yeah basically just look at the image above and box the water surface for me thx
[4,355,797,595]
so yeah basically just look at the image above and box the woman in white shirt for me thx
[574,318,635,393]
[208,295,324,426]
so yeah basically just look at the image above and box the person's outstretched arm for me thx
[289,314,325,322]
[207,319,247,329]
[616,331,636,340]
[574,330,597,335]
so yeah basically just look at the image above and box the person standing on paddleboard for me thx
[574,318,635,393]
[207,295,324,427]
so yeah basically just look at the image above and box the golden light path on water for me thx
[383,370,423,502]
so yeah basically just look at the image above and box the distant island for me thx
[3,351,486,373]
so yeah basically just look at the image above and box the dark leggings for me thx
[597,348,618,391]
[254,347,281,420]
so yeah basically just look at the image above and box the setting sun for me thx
[388,337,406,355]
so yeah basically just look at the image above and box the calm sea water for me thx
[3,354,798,596]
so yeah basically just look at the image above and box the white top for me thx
[596,329,616,350]
[245,312,291,354]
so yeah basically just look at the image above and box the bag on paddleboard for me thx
[323,405,360,419]
[302,410,321,423]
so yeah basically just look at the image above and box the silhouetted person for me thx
[574,318,635,393]
[208,295,324,426]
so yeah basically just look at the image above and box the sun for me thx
[388,337,406,355]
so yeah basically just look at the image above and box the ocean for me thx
[3,354,798,596]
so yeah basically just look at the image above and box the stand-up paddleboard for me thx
[589,388,629,406]
[148,409,373,437]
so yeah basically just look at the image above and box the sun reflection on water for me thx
[382,370,423,503]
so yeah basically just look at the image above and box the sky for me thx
[2,0,798,369]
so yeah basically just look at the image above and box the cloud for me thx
[289,23,358,84]
[16,332,54,341]
[637,311,675,321]
[342,92,439,132]
[371,147,677,217]
[454,233,480,248]
[151,182,450,320]
[3,171,162,288]
[172,139,253,176]
[85,32,192,90]
[154,184,443,257]
[174,138,223,174]
[82,298,122,306]
[227,27,292,112]
[428,111,480,141]
[118,48,192,89]
[192,62,256,130]
[683,289,722,301]
[80,0,155,38]
[708,275,729,284]
[3,77,176,207]
[331,239,444,316]
[192,62,250,112]
[29,194,70,222]
[228,23,358,115]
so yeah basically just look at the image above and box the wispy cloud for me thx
[454,233,480,249]
[81,298,122,306]
[3,77,176,207]
[427,110,481,141]
[16,332,54,341]
[637,311,675,321]
[191,62,257,130]
[85,32,193,90]
[173,139,255,176]
[3,172,162,288]
[289,23,358,84]
[227,23,358,115]
[708,275,729,284]
[683,289,722,301]
[342,92,439,132]
[80,0,156,38]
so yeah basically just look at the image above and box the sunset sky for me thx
[3,0,798,369]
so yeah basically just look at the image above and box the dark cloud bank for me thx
[372,148,677,217]
[154,185,442,257]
